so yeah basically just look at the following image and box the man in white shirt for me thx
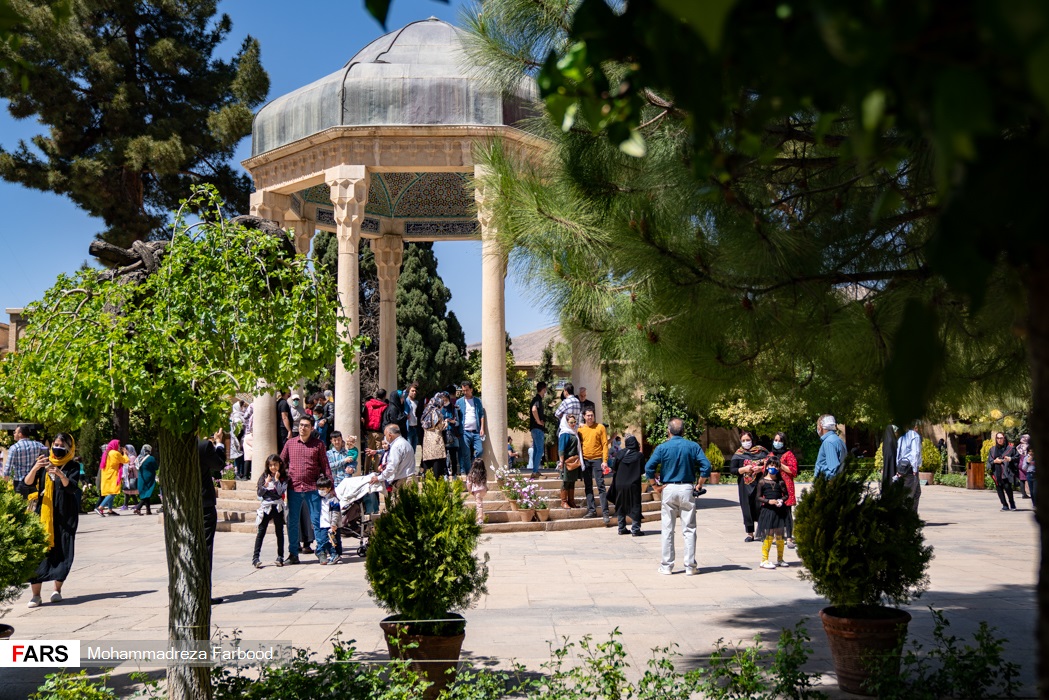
[372,424,416,493]
[895,421,923,509]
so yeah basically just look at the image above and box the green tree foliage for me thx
[465,334,531,431]
[0,478,48,612]
[0,187,358,700]
[794,465,932,611]
[313,232,466,397]
[0,0,269,249]
[365,473,489,634]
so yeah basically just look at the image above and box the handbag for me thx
[564,455,581,471]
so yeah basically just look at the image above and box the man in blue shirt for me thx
[895,421,923,509]
[456,381,486,476]
[4,425,47,488]
[645,418,712,576]
[814,415,847,479]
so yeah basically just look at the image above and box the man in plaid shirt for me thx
[554,383,581,438]
[280,416,332,564]
[5,425,47,487]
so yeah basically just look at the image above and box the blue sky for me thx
[0,0,556,344]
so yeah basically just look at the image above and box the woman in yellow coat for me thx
[97,439,127,516]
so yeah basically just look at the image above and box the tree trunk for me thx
[157,426,212,700]
[1029,244,1049,700]
[113,406,130,444]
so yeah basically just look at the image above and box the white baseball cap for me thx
[820,415,837,430]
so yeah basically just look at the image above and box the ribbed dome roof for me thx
[251,18,535,157]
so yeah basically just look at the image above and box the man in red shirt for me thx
[280,416,333,564]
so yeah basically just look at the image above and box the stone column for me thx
[476,169,508,475]
[572,338,604,423]
[372,235,404,394]
[328,166,369,441]
[288,217,315,256]
[251,391,276,481]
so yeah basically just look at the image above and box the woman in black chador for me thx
[608,435,644,536]
[17,432,82,608]
[986,431,1018,511]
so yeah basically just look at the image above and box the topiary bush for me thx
[920,439,942,472]
[980,438,995,465]
[794,464,933,613]
[0,478,50,614]
[705,443,724,472]
[365,473,489,635]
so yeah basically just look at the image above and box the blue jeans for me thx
[98,495,116,510]
[318,527,341,559]
[287,488,321,557]
[460,431,483,474]
[407,425,420,451]
[530,429,546,474]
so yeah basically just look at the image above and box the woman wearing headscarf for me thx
[97,439,127,516]
[420,393,450,478]
[729,431,769,542]
[121,444,139,511]
[18,433,82,608]
[987,431,1018,511]
[1017,434,1032,499]
[382,389,409,437]
[133,445,158,515]
[557,415,582,509]
[769,432,799,549]
[607,435,644,536]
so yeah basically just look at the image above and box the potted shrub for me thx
[918,439,941,485]
[496,466,523,510]
[535,498,550,522]
[0,479,50,639]
[219,466,237,491]
[705,443,724,484]
[793,463,933,695]
[365,473,489,698]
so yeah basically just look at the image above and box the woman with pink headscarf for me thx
[96,439,127,516]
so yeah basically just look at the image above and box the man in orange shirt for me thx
[578,409,611,524]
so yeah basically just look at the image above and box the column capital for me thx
[249,191,292,226]
[286,217,315,256]
[372,234,403,301]
[327,165,369,248]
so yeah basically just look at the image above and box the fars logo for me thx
[0,640,80,667]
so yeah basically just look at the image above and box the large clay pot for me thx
[536,508,550,522]
[0,624,13,640]
[918,471,934,486]
[220,479,236,491]
[380,614,466,699]
[820,606,911,695]
[709,472,721,485]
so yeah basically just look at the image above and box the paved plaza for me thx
[1,483,1038,698]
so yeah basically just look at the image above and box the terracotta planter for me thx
[0,624,13,640]
[380,614,466,700]
[709,472,721,485]
[519,508,535,522]
[820,606,911,695]
[536,508,550,522]
[220,479,236,491]
[918,471,934,486]
[508,499,519,511]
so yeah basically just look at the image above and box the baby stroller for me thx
[335,475,383,558]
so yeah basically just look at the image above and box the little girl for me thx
[466,458,488,525]
[757,457,789,570]
[252,454,288,569]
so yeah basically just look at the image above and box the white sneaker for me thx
[777,560,789,568]
[657,565,673,575]
[50,591,62,603]
[684,566,698,576]
[27,596,42,608]
[759,560,777,569]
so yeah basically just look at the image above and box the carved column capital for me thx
[248,191,292,227]
[327,165,369,250]
[372,234,404,299]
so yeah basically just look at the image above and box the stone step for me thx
[484,499,660,523]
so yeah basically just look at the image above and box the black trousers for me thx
[203,503,217,579]
[253,509,285,562]
[737,481,760,534]
[616,499,642,533]
[996,477,1016,509]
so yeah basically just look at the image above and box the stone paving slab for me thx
[0,483,1038,698]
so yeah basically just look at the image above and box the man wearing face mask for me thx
[814,414,847,479]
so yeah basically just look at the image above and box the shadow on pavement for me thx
[218,587,302,605]
[56,589,155,606]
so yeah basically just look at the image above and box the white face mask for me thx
[319,489,331,498]
[773,441,784,449]
[741,440,752,450]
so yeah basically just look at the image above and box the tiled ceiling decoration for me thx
[298,172,474,219]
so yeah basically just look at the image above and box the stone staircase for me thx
[213,470,663,535]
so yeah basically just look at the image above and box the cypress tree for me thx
[0,0,268,249]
